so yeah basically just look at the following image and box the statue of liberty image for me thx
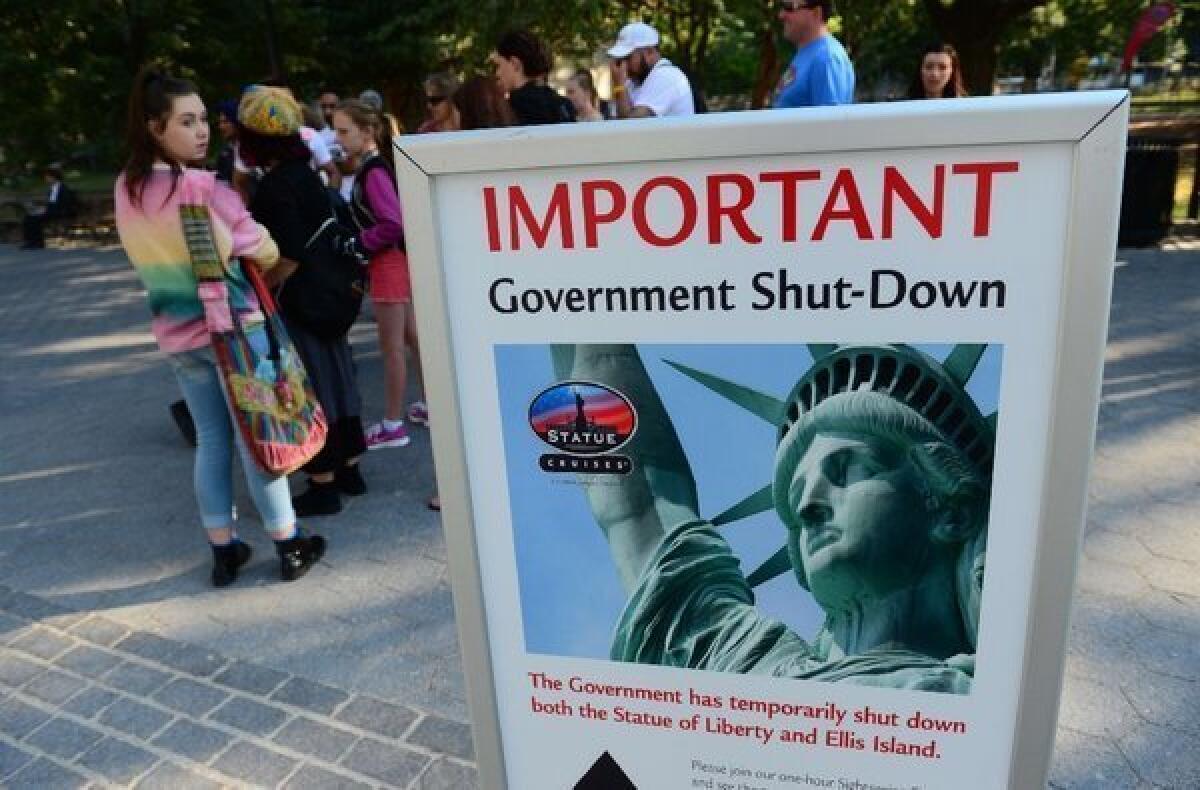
[550,344,996,693]
[574,388,588,433]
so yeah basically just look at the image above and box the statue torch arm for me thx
[551,345,701,592]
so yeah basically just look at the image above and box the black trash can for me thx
[1119,137,1182,247]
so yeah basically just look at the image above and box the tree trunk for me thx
[119,0,148,77]
[922,0,1048,96]
[950,29,1001,96]
[261,0,283,81]
[751,25,779,108]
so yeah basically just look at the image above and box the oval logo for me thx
[528,381,637,456]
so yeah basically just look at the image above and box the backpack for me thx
[276,188,367,340]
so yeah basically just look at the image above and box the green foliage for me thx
[997,0,1147,83]
[0,0,1185,176]
[837,0,931,98]
[701,12,762,99]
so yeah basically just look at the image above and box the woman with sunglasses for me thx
[418,73,460,134]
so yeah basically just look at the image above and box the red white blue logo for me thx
[529,381,636,456]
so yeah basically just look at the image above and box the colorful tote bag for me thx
[180,183,326,476]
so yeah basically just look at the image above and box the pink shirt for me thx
[115,167,280,352]
[360,166,404,252]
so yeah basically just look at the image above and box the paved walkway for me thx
[0,243,473,789]
[0,240,1196,788]
[1049,242,1200,789]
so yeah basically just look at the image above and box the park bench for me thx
[46,192,117,246]
[0,191,117,247]
[0,200,23,243]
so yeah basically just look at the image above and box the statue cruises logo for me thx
[529,381,636,474]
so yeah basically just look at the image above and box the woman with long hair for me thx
[114,66,325,586]
[237,86,369,517]
[566,69,605,122]
[452,76,516,131]
[332,99,424,451]
[907,43,968,100]
[419,75,519,514]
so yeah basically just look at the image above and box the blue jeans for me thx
[169,347,295,533]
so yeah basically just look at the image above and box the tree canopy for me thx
[0,0,1182,178]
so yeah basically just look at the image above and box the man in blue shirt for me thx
[773,0,855,108]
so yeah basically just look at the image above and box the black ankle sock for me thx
[292,480,342,517]
[335,465,367,496]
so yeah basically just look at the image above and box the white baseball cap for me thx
[607,22,659,58]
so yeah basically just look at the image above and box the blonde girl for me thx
[332,99,424,450]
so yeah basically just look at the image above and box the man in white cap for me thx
[607,22,695,118]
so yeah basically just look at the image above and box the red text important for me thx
[483,161,1020,252]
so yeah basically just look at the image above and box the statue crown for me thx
[778,344,995,479]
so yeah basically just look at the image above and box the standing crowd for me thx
[109,4,969,589]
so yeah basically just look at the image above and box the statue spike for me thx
[663,360,787,425]
[943,344,987,387]
[712,484,774,527]
[747,545,792,588]
[807,344,837,361]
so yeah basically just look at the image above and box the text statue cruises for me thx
[396,91,1129,789]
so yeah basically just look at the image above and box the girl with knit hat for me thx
[114,68,326,586]
[237,85,370,518]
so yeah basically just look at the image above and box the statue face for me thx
[784,433,934,611]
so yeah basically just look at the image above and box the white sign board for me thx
[396,92,1128,789]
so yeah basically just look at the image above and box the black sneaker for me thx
[334,464,367,497]
[211,541,252,588]
[275,531,326,581]
[292,480,342,517]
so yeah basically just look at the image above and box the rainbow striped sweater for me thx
[115,166,280,353]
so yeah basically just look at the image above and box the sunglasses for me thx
[779,0,816,11]
[425,95,448,105]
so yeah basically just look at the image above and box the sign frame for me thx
[394,91,1129,789]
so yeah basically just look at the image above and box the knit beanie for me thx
[238,86,302,136]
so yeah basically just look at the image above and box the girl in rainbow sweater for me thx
[115,66,326,586]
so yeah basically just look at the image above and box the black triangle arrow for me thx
[574,750,637,790]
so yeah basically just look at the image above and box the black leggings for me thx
[302,416,367,476]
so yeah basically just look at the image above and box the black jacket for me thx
[44,183,77,219]
[249,160,330,263]
[508,82,576,125]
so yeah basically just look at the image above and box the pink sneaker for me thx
[364,421,411,450]
[407,401,429,426]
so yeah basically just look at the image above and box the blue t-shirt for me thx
[773,34,855,108]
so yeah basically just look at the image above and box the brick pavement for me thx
[0,585,475,788]
[1048,243,1200,789]
[0,243,474,789]
[0,244,461,721]
[0,239,1197,788]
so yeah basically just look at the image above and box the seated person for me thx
[22,166,77,249]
